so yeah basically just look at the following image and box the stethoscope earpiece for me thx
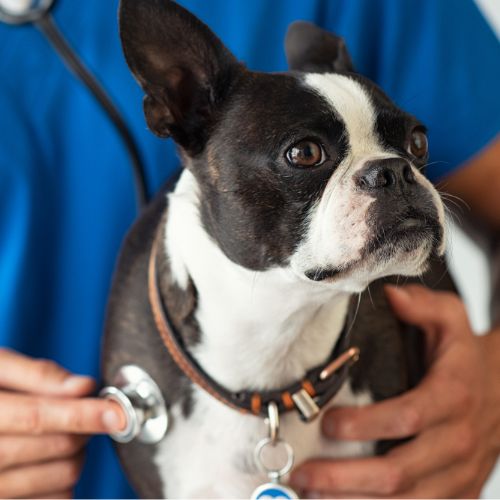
[0,0,149,210]
[0,0,55,25]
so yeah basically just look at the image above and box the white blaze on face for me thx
[291,74,384,278]
[290,73,446,288]
[306,73,381,159]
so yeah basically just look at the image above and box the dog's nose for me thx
[355,158,416,191]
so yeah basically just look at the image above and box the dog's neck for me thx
[163,170,352,392]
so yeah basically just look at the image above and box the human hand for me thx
[0,348,126,499]
[290,285,500,498]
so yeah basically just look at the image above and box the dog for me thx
[102,0,454,497]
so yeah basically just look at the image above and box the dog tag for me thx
[251,436,298,500]
[251,403,299,499]
[250,482,298,499]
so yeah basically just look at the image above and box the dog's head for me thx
[120,0,445,293]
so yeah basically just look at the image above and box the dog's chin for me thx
[304,223,443,285]
[369,214,443,255]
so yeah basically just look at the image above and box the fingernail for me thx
[102,409,122,432]
[290,470,309,489]
[63,375,94,391]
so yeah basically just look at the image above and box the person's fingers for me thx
[294,458,481,500]
[290,457,414,496]
[0,434,88,470]
[409,452,497,499]
[323,289,476,443]
[388,459,483,499]
[0,391,126,435]
[384,420,477,485]
[384,285,470,345]
[0,348,94,397]
[322,367,469,441]
[0,453,84,499]
[292,420,478,498]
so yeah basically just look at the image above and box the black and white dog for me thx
[102,0,453,497]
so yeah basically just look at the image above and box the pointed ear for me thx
[285,21,355,74]
[119,0,242,154]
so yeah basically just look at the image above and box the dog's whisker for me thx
[366,283,375,308]
[439,192,471,211]
[108,3,456,496]
[346,293,362,339]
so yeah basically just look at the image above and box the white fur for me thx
[305,73,382,159]
[158,169,373,497]
[154,74,446,498]
[155,383,373,498]
[291,73,446,291]
[165,170,352,390]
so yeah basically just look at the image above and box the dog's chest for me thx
[154,382,373,498]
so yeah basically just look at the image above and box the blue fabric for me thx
[0,0,498,498]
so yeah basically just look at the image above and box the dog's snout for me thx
[355,158,416,191]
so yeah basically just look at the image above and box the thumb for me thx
[384,283,474,366]
[0,348,95,396]
[384,284,460,330]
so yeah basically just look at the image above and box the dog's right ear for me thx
[119,0,242,154]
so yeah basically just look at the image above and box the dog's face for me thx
[120,0,445,292]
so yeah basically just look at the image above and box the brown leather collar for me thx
[148,225,360,421]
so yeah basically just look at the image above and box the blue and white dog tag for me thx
[252,403,299,500]
[250,482,298,499]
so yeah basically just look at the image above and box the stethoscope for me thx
[0,0,149,211]
[0,0,168,444]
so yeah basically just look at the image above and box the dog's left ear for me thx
[285,21,354,73]
[119,0,243,154]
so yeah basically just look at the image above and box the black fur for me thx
[120,0,243,153]
[101,186,454,496]
[285,21,355,73]
[103,1,457,497]
[102,183,197,498]
[194,73,349,270]
[119,0,436,274]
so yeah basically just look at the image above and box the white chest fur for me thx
[154,171,374,497]
[155,384,373,498]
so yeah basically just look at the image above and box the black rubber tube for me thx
[36,14,149,211]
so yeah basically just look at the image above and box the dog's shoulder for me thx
[102,174,196,398]
[101,178,201,497]
[102,174,199,401]
[102,181,169,377]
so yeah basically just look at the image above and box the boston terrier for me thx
[102,0,454,497]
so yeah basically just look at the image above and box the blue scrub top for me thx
[0,0,498,498]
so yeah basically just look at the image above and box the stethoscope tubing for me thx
[1,4,149,210]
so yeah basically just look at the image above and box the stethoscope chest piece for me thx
[100,365,169,444]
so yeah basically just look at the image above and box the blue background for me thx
[0,0,498,497]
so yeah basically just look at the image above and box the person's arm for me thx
[443,136,500,326]
[443,137,500,230]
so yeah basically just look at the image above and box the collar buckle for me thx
[292,347,361,422]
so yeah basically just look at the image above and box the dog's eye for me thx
[286,140,325,167]
[408,129,428,159]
